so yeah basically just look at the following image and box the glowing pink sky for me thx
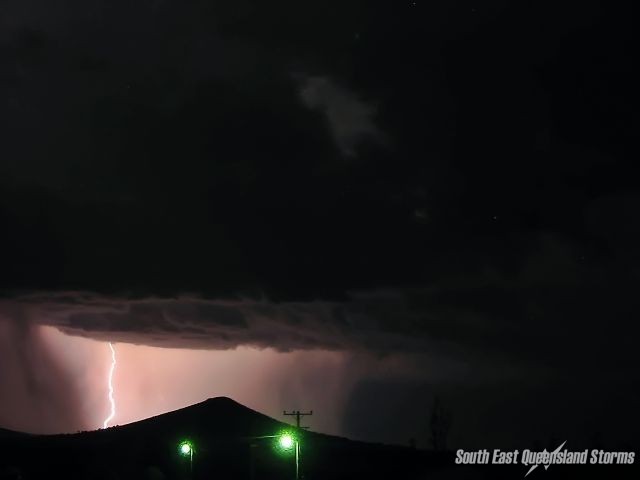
[3,320,634,450]
[16,325,427,439]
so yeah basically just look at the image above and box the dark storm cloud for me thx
[0,0,370,192]
[296,75,388,157]
[0,0,635,369]
[1,224,637,376]
[0,0,636,450]
[1,291,430,352]
[1,0,634,302]
[0,1,408,301]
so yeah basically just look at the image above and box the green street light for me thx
[275,431,302,479]
[246,431,302,479]
[279,433,295,451]
[178,440,195,474]
[275,431,297,453]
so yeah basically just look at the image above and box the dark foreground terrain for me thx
[0,398,637,479]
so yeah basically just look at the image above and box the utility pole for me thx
[283,410,313,480]
[283,410,313,430]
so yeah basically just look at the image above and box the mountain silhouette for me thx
[5,397,635,479]
[0,428,30,440]
[87,397,296,443]
[0,397,441,479]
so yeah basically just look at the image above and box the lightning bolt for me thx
[102,342,117,429]
[524,441,567,477]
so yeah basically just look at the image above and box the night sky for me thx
[0,0,638,450]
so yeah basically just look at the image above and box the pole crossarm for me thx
[283,410,313,479]
[283,410,313,430]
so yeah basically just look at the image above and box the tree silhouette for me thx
[429,396,453,451]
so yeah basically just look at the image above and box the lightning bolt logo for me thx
[524,440,567,477]
[102,342,117,429]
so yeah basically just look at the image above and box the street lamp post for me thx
[277,432,300,479]
[246,432,300,480]
[178,440,195,476]
[295,438,300,480]
[283,410,312,479]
